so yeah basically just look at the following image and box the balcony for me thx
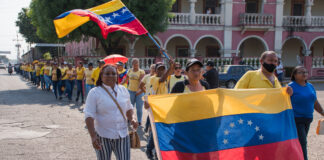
[239,13,274,34]
[168,13,222,25]
[283,16,324,27]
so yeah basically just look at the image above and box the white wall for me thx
[195,38,219,57]
[282,38,303,67]
[311,39,324,57]
[166,37,190,57]
[312,0,324,16]
[239,38,266,57]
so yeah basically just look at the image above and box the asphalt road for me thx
[0,69,323,160]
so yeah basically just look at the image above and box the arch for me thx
[309,36,324,48]
[164,34,193,49]
[282,36,308,51]
[193,35,223,49]
[236,35,269,56]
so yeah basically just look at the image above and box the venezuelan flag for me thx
[147,88,303,160]
[53,0,148,39]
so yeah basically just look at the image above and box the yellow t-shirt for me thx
[234,70,282,89]
[35,65,40,76]
[66,69,75,80]
[85,68,94,85]
[52,69,58,81]
[40,67,44,76]
[168,75,185,92]
[91,67,100,85]
[150,76,168,95]
[60,67,68,80]
[43,65,52,76]
[127,69,145,92]
[76,67,85,80]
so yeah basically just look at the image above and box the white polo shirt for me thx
[84,84,133,139]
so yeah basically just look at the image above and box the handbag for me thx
[101,86,141,148]
[316,119,324,135]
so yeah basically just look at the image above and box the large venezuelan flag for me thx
[147,88,304,160]
[53,0,148,39]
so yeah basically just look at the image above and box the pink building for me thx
[65,0,324,78]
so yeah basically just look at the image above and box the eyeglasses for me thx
[297,71,308,75]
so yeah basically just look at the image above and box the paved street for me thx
[0,69,323,160]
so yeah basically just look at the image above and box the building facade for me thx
[65,0,324,78]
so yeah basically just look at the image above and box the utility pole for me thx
[13,33,23,62]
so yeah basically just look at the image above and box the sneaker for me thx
[145,149,154,160]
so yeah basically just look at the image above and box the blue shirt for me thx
[288,81,317,118]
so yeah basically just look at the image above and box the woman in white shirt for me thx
[84,64,138,160]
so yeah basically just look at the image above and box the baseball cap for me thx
[186,58,203,71]
[116,61,123,66]
[155,62,166,71]
[206,61,215,67]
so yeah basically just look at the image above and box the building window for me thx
[171,0,181,12]
[246,0,259,13]
[206,46,220,57]
[106,47,125,55]
[146,46,160,57]
[176,46,189,57]
[291,0,304,16]
[204,0,220,14]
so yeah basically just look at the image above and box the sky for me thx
[0,0,31,60]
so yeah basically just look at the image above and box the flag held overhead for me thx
[53,0,148,39]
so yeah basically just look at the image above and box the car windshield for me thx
[219,66,230,73]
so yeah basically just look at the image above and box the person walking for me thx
[59,62,68,99]
[40,63,45,90]
[65,64,76,101]
[125,58,145,125]
[92,60,105,86]
[43,61,52,91]
[35,63,41,87]
[288,66,324,160]
[51,63,62,99]
[203,61,219,89]
[76,62,85,103]
[85,63,95,97]
[116,61,128,88]
[276,60,284,84]
[168,62,185,93]
[84,64,138,160]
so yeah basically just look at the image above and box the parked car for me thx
[0,63,6,69]
[219,65,255,88]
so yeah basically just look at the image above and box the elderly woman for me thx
[289,66,324,160]
[171,59,209,93]
[84,64,138,160]
[125,58,145,125]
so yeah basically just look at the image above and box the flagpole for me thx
[146,33,170,60]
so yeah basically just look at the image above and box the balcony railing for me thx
[282,16,306,27]
[126,57,156,70]
[195,14,222,25]
[168,13,190,24]
[242,57,260,69]
[240,13,273,26]
[311,16,324,27]
[312,57,324,68]
[203,57,233,67]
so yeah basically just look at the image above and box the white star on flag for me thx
[224,130,229,135]
[255,126,260,132]
[223,139,228,144]
[112,13,120,18]
[121,8,128,14]
[247,120,253,126]
[259,134,264,140]
[230,122,235,128]
[104,17,112,24]
[238,118,243,124]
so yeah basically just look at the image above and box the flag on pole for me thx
[147,88,303,160]
[53,0,148,39]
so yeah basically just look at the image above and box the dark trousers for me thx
[65,80,75,100]
[295,117,313,160]
[76,80,84,101]
[52,81,59,99]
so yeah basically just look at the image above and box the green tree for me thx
[16,8,44,43]
[29,0,174,55]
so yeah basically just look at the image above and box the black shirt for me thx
[203,68,219,89]
[171,80,210,93]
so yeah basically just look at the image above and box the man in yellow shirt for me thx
[235,51,293,95]
[35,64,41,87]
[76,62,85,103]
[91,60,105,86]
[40,63,45,90]
[43,61,52,91]
[85,63,94,96]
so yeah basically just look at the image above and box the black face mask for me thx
[262,62,276,73]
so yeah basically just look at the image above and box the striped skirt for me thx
[95,135,130,160]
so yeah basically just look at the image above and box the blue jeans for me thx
[76,80,84,101]
[52,81,59,99]
[65,80,75,100]
[295,117,313,160]
[44,75,51,90]
[40,75,45,89]
[85,84,95,97]
[128,90,144,123]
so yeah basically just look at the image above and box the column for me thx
[260,0,266,13]
[220,0,225,24]
[274,0,284,54]
[189,0,197,24]
[190,49,196,58]
[129,48,135,57]
[223,0,233,57]
[305,0,313,26]
[304,50,313,77]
